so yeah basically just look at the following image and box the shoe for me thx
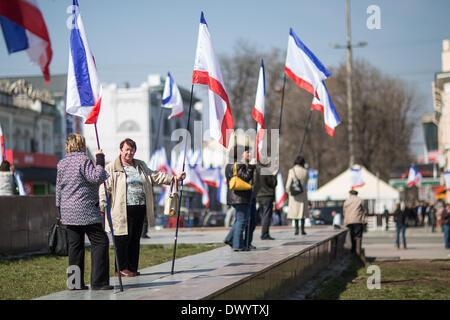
[249,245,256,250]
[233,248,249,252]
[224,240,232,247]
[301,231,307,235]
[91,285,114,290]
[115,269,136,277]
[261,236,275,240]
[69,285,88,290]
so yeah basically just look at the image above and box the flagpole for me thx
[153,106,164,152]
[170,84,194,275]
[298,106,313,157]
[246,122,258,250]
[278,73,287,135]
[94,124,123,292]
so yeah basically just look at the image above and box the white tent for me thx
[308,166,400,213]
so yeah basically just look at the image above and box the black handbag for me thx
[289,170,304,196]
[48,218,69,256]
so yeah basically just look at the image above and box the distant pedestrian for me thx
[393,203,408,249]
[223,145,256,251]
[255,161,277,240]
[441,203,450,249]
[286,155,309,235]
[0,160,16,195]
[383,207,390,231]
[332,210,343,229]
[343,189,367,255]
[56,133,112,290]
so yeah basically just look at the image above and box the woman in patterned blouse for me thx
[56,133,112,290]
[100,138,185,277]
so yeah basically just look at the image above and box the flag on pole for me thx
[275,171,287,210]
[406,165,422,187]
[192,12,233,148]
[217,170,227,205]
[149,147,171,174]
[311,80,340,136]
[66,0,102,124]
[350,167,365,189]
[443,171,450,191]
[0,123,6,162]
[285,28,330,97]
[252,59,265,162]
[196,166,221,188]
[162,72,184,119]
[14,171,27,195]
[0,0,52,83]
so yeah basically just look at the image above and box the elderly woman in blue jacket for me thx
[56,133,112,290]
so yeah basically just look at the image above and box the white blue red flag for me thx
[192,12,233,148]
[275,171,287,210]
[196,166,221,188]
[217,170,227,205]
[0,0,52,83]
[66,0,102,124]
[444,171,450,191]
[162,72,184,119]
[149,147,171,174]
[406,165,422,187]
[252,59,265,162]
[350,167,365,189]
[0,123,6,162]
[311,80,340,136]
[285,28,330,97]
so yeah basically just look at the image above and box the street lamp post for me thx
[330,0,367,168]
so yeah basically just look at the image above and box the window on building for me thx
[118,120,140,132]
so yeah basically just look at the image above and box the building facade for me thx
[431,39,450,202]
[0,78,58,194]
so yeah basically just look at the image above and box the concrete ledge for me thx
[36,227,347,300]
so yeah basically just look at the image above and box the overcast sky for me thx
[1,0,449,158]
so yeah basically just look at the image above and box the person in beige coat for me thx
[285,155,309,235]
[343,189,367,255]
[99,138,185,277]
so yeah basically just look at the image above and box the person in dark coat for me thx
[223,145,256,251]
[394,203,408,249]
[255,161,277,240]
[56,134,112,290]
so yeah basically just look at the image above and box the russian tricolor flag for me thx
[252,59,265,162]
[66,0,102,124]
[444,171,450,191]
[0,0,52,83]
[192,12,233,148]
[162,72,184,119]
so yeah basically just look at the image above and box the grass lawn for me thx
[313,256,450,300]
[0,243,223,300]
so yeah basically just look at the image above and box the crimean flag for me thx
[285,28,330,97]
[406,165,422,187]
[350,167,365,189]
[66,0,102,124]
[311,80,340,136]
[162,72,184,119]
[252,59,265,162]
[0,0,52,83]
[275,171,287,210]
[192,12,233,148]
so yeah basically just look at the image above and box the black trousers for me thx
[347,223,363,253]
[114,205,146,273]
[257,199,273,239]
[66,223,110,287]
